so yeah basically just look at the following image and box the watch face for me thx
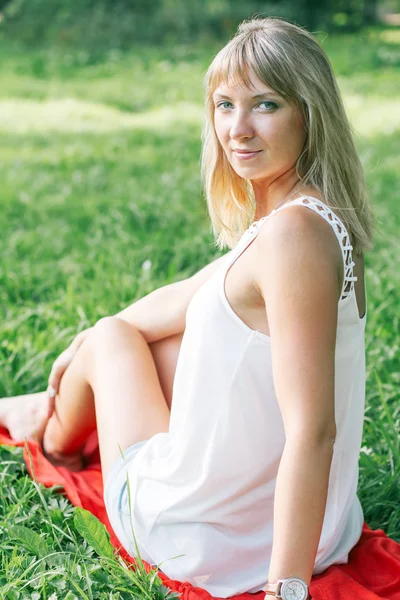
[280,578,308,600]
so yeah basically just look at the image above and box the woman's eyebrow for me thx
[213,92,282,100]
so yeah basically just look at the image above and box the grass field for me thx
[0,25,399,598]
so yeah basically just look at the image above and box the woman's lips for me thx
[233,150,263,160]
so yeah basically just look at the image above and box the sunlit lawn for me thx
[0,25,399,597]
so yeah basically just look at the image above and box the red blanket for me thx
[1,427,399,600]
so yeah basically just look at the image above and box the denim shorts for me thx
[103,439,158,568]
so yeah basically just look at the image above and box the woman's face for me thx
[213,70,307,185]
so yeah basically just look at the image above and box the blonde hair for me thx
[201,16,376,256]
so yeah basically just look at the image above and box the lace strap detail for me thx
[278,196,357,301]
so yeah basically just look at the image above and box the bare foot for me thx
[0,392,85,471]
[0,392,53,444]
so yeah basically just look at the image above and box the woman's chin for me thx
[232,165,266,179]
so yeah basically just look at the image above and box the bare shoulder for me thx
[253,204,343,301]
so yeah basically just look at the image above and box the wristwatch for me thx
[264,577,311,600]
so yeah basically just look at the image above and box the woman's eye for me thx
[258,101,278,110]
[215,100,278,110]
[216,101,233,109]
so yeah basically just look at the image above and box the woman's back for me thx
[122,196,367,597]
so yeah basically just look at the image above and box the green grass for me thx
[0,25,399,597]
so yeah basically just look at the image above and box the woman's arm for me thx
[47,252,232,397]
[114,250,233,344]
[254,207,341,589]
[267,437,334,589]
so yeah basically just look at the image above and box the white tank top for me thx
[124,196,367,597]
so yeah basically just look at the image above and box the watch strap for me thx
[265,581,281,595]
[265,580,283,598]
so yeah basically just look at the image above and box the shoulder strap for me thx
[277,196,357,301]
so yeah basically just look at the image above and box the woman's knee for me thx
[89,316,142,347]
[87,318,183,409]
[92,316,137,334]
[79,318,144,379]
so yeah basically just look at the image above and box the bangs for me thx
[205,34,296,103]
[206,43,256,95]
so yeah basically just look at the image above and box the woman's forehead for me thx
[212,68,276,97]
[213,80,278,98]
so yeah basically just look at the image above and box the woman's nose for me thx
[229,110,255,141]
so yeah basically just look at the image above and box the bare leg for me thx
[0,325,182,459]
[42,317,174,480]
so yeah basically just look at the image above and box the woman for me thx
[0,16,375,600]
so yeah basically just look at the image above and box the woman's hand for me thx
[47,327,92,415]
